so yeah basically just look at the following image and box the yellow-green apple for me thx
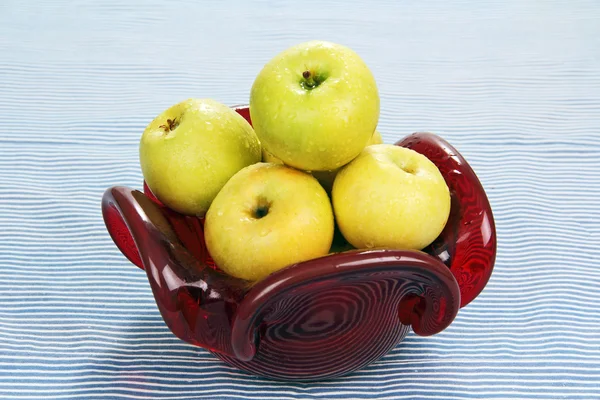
[250,40,380,171]
[332,144,450,250]
[140,99,261,216]
[312,129,383,193]
[205,163,334,281]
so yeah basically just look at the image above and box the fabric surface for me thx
[1,0,599,399]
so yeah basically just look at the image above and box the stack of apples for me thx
[139,41,451,282]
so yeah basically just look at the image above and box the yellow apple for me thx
[140,99,261,216]
[312,129,383,193]
[250,40,380,171]
[332,144,450,250]
[204,163,334,281]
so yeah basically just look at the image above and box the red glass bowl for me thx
[101,105,496,381]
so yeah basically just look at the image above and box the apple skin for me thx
[313,129,383,193]
[262,129,381,174]
[140,99,261,216]
[332,144,451,251]
[250,40,380,171]
[204,163,334,281]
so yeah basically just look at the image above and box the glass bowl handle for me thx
[102,186,248,357]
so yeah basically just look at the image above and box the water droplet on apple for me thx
[352,98,358,104]
[259,229,270,237]
[275,74,282,82]
[365,241,375,249]
[205,121,213,131]
[217,210,224,216]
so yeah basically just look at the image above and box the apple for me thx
[312,129,383,193]
[204,162,334,281]
[140,99,261,216]
[332,144,450,250]
[250,40,380,171]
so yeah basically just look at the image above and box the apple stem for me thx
[159,118,178,133]
[302,70,317,89]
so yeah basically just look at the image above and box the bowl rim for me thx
[230,248,461,361]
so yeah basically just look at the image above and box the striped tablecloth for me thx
[1,1,599,399]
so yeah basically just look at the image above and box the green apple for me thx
[250,40,380,171]
[140,99,261,216]
[312,129,383,193]
[205,163,334,281]
[332,144,450,250]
